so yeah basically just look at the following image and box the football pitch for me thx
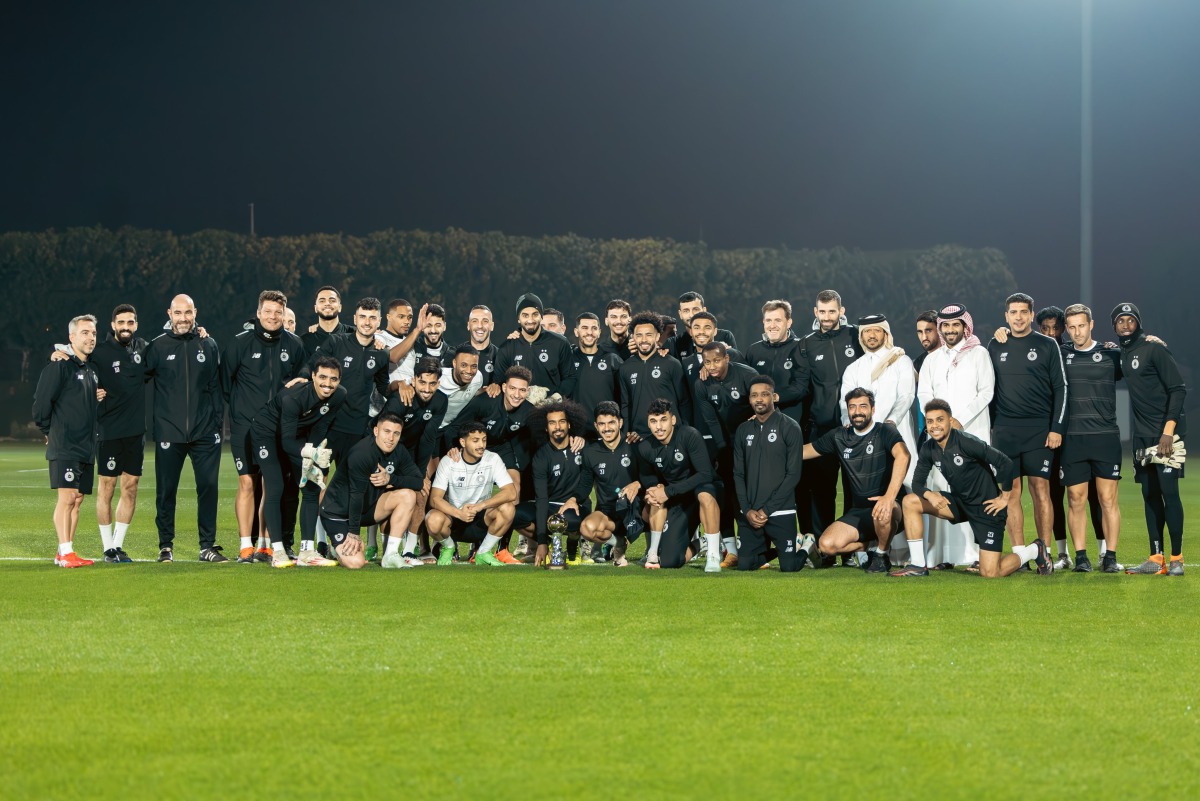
[1,442,1197,800]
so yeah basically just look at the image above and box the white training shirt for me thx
[438,367,484,428]
[432,450,512,508]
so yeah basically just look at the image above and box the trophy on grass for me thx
[546,513,568,570]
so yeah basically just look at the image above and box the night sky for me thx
[5,0,1200,318]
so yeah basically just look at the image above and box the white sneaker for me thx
[1052,554,1073,571]
[271,551,295,569]
[402,555,425,567]
[296,550,337,568]
[705,553,722,573]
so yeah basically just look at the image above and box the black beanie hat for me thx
[515,293,544,316]
[1110,302,1141,328]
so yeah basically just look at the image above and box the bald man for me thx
[144,294,230,562]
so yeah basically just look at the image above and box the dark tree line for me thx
[1,226,1017,386]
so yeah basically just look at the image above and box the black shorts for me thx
[992,426,1053,479]
[498,446,523,472]
[1132,436,1187,483]
[835,507,880,543]
[449,515,492,544]
[319,515,354,548]
[1061,434,1122,486]
[943,492,1006,553]
[512,500,588,534]
[50,460,95,494]
[229,426,259,476]
[98,435,144,477]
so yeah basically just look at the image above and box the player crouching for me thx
[425,422,518,566]
[318,412,424,569]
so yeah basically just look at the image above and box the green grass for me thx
[1,442,1198,800]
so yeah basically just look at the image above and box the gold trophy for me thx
[546,513,568,570]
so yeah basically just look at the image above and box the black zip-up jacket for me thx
[33,353,100,462]
[668,328,738,361]
[251,382,347,460]
[987,331,1069,435]
[533,442,590,543]
[913,429,1015,505]
[303,333,390,436]
[144,329,224,443]
[495,329,577,395]
[411,333,452,367]
[742,332,809,424]
[578,439,640,512]
[441,393,534,469]
[300,321,355,354]
[1119,331,1187,440]
[695,362,759,451]
[619,353,692,437]
[382,389,448,474]
[91,333,148,440]
[222,320,306,431]
[800,325,861,434]
[733,410,804,514]
[569,347,622,420]
[636,425,714,503]
[321,437,423,534]
[597,334,630,359]
[468,342,499,382]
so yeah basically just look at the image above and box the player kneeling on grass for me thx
[425,422,518,566]
[578,402,643,567]
[732,376,809,571]
[801,387,909,573]
[318,412,423,569]
[516,400,590,566]
[636,398,723,572]
[892,399,1053,578]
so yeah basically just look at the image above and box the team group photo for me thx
[5,2,1199,799]
[34,287,1187,580]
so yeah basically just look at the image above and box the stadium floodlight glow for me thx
[1080,0,1092,308]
